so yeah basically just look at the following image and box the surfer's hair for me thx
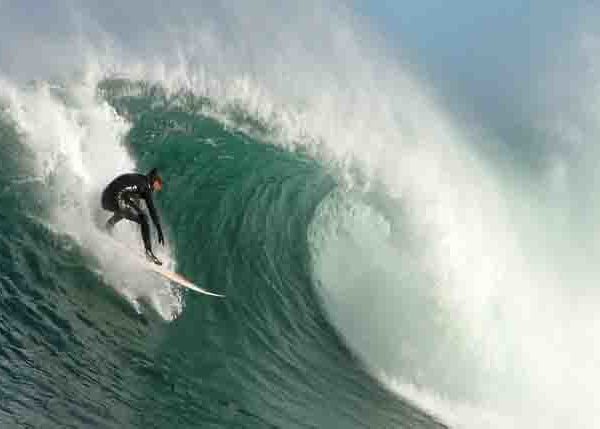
[148,168,162,185]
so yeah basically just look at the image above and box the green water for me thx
[0,80,445,428]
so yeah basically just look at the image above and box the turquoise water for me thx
[0,80,445,428]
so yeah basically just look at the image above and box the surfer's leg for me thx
[133,213,162,265]
[105,213,123,232]
[119,204,152,253]
[138,214,152,252]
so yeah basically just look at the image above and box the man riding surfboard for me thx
[101,168,165,265]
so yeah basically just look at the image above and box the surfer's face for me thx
[152,179,163,192]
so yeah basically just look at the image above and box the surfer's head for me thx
[148,168,163,192]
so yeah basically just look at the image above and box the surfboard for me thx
[103,235,225,298]
[142,259,225,298]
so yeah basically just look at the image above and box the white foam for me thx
[0,76,183,321]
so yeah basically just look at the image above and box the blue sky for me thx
[353,1,591,136]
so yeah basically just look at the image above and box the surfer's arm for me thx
[144,194,164,245]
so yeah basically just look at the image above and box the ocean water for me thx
[0,77,447,428]
[2,1,600,428]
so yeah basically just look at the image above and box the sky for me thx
[353,0,592,137]
[0,0,597,141]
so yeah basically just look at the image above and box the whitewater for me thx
[1,1,600,428]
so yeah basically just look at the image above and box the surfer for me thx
[101,168,165,265]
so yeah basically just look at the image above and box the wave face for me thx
[0,80,445,428]
[4,1,600,428]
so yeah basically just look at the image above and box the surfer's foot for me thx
[145,249,162,266]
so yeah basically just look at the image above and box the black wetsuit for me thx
[101,173,163,254]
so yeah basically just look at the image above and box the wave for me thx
[0,77,447,428]
[2,2,600,428]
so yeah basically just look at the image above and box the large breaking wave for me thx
[2,1,600,428]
